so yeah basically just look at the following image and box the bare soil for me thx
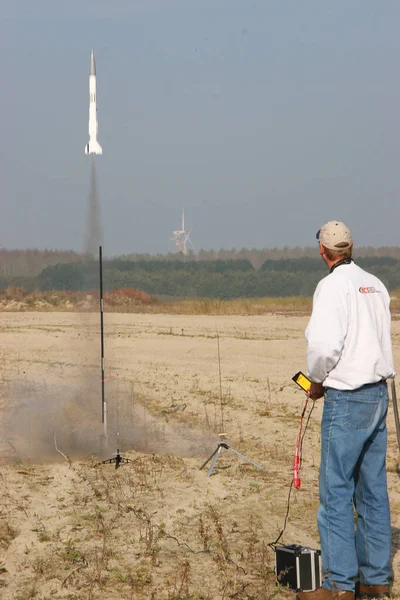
[0,312,399,599]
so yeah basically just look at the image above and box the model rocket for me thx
[85,50,103,155]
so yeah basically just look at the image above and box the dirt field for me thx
[0,312,399,599]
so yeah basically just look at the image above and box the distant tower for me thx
[171,208,195,255]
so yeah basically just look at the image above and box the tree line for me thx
[2,245,400,277]
[1,255,400,299]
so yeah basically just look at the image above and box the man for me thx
[297,221,394,600]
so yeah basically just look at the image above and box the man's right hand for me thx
[308,382,325,400]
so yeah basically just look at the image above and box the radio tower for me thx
[171,208,195,255]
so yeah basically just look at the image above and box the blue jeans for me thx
[318,381,391,592]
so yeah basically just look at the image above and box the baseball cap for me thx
[316,221,353,251]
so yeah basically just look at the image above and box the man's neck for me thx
[329,257,353,273]
[326,256,341,270]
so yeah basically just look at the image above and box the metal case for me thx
[275,544,322,592]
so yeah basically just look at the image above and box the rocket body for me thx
[85,50,103,155]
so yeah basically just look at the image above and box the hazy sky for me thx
[1,0,400,255]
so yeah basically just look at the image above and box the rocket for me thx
[85,50,103,155]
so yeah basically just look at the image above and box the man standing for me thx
[297,221,394,600]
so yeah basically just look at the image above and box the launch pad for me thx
[102,448,132,469]
[200,440,264,477]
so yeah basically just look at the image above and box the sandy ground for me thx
[0,311,399,599]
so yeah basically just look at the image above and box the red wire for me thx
[102,373,119,382]
[293,396,309,489]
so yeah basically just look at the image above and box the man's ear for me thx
[319,242,325,257]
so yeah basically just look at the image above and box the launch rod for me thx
[99,246,107,438]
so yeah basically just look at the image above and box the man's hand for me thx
[308,382,325,400]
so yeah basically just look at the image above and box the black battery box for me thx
[275,544,322,592]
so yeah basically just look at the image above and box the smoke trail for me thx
[84,155,102,257]
[79,155,103,456]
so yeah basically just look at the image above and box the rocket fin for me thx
[85,140,103,155]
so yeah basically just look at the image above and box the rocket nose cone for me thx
[89,50,96,76]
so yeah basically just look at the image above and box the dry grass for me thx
[161,297,312,315]
[2,285,400,316]
[1,310,399,598]
[0,454,300,600]
[0,287,314,315]
[0,311,322,598]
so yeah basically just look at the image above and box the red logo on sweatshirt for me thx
[359,286,378,294]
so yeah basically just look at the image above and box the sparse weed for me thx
[164,560,192,600]
[61,539,88,566]
[111,566,152,591]
[32,515,52,542]
[14,576,39,600]
[0,521,19,549]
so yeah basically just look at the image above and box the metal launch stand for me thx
[98,245,132,469]
[102,448,132,469]
[99,245,107,448]
[200,436,264,477]
[199,334,264,477]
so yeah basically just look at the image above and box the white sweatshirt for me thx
[306,261,395,390]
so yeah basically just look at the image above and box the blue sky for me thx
[1,0,400,255]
